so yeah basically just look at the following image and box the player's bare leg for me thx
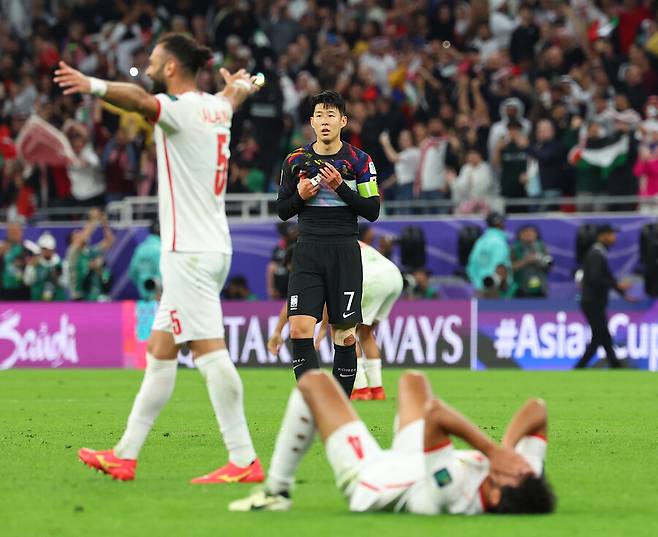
[396,370,434,431]
[355,323,385,400]
[230,371,359,511]
[289,314,320,380]
[331,323,358,396]
[351,337,372,400]
[79,330,179,480]
[189,337,262,484]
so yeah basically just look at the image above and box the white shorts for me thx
[325,420,382,496]
[361,269,403,326]
[152,251,231,344]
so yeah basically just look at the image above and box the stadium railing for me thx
[7,194,658,226]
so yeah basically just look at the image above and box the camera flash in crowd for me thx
[129,67,139,77]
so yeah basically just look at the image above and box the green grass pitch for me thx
[1,369,657,537]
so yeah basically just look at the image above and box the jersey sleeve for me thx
[515,435,547,477]
[154,94,186,133]
[356,154,379,198]
[276,154,305,220]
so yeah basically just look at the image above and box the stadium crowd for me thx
[1,0,658,220]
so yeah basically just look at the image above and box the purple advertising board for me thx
[475,300,658,371]
[205,300,473,368]
[0,302,125,369]
[2,300,656,371]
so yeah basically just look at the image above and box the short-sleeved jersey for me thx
[350,437,547,515]
[278,142,378,239]
[154,92,233,253]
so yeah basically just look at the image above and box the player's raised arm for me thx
[54,61,159,121]
[424,398,533,485]
[319,161,380,222]
[216,68,262,111]
[501,399,548,449]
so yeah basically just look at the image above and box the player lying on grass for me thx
[230,370,555,514]
[268,240,403,400]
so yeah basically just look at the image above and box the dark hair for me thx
[494,475,556,515]
[158,33,212,75]
[310,90,346,116]
[283,243,296,268]
[228,275,248,288]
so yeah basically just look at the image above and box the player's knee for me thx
[333,325,356,346]
[290,322,315,339]
[399,370,427,391]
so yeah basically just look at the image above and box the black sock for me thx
[291,338,320,381]
[332,343,357,396]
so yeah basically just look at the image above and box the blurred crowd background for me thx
[1,0,658,302]
[1,0,658,220]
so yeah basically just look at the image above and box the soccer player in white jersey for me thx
[230,370,555,514]
[54,33,264,483]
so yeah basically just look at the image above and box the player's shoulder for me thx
[341,142,372,163]
[283,144,312,166]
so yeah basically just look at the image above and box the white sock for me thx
[196,350,256,467]
[353,357,368,390]
[266,388,315,495]
[365,358,383,388]
[114,354,177,459]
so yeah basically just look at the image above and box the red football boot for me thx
[370,386,387,401]
[190,458,265,484]
[350,387,373,401]
[78,448,136,481]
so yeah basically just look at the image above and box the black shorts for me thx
[287,239,363,325]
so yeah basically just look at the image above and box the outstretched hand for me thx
[219,67,261,95]
[53,61,91,95]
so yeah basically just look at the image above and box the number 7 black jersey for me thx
[278,142,379,239]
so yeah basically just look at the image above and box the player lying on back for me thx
[230,370,555,514]
[268,240,403,401]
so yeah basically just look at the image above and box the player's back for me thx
[153,91,233,253]
[358,241,400,280]
[348,448,488,515]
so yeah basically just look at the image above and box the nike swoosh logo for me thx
[214,469,252,483]
[96,455,121,470]
[342,311,355,318]
[339,373,354,378]
[293,363,304,370]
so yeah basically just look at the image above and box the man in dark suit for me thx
[575,225,632,369]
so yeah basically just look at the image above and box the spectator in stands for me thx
[528,120,565,205]
[493,121,529,211]
[223,275,258,301]
[65,209,115,301]
[102,127,138,202]
[511,225,551,298]
[128,221,161,301]
[414,118,450,214]
[634,121,658,207]
[467,212,515,299]
[23,231,66,301]
[450,147,502,215]
[487,98,531,163]
[358,224,375,247]
[0,221,30,300]
[379,129,420,214]
[509,3,540,70]
[64,121,105,208]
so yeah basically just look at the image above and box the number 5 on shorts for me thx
[170,310,182,336]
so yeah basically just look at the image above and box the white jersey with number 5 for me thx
[153,91,233,253]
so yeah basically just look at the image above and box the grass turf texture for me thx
[1,369,657,537]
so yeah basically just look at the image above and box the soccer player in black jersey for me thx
[277,90,380,395]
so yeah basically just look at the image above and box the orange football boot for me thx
[350,387,373,401]
[190,458,265,484]
[370,386,387,400]
[78,448,136,481]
